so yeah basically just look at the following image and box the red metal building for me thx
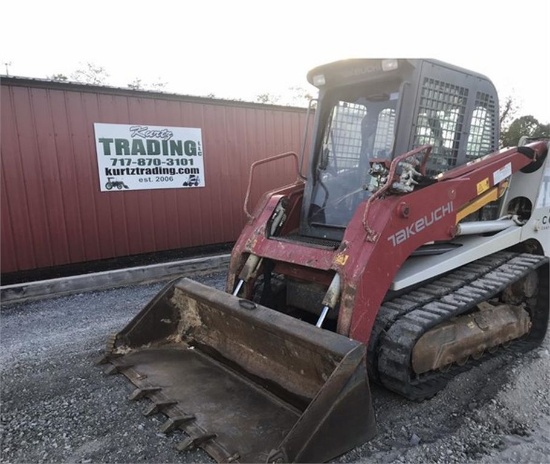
[1,77,310,274]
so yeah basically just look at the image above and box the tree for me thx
[48,73,68,82]
[282,86,316,107]
[127,77,167,91]
[71,63,109,85]
[500,115,550,147]
[499,95,519,130]
[150,79,167,91]
[127,78,143,90]
[256,93,280,104]
[256,86,316,107]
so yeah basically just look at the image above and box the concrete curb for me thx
[1,254,230,306]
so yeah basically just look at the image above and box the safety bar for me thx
[243,151,300,220]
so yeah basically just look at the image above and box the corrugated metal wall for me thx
[1,78,311,273]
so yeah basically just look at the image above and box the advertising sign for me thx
[94,123,204,191]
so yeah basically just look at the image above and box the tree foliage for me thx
[71,63,109,85]
[284,86,315,107]
[48,73,68,82]
[150,79,167,91]
[127,78,143,90]
[501,115,550,147]
[127,77,167,91]
[499,95,519,129]
[256,93,280,104]
[498,94,549,147]
[255,86,316,107]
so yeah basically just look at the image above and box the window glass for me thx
[309,91,398,228]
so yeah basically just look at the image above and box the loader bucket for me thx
[100,278,376,463]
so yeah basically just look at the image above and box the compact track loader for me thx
[99,59,549,463]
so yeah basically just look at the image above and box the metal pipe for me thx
[316,274,341,328]
[232,279,244,296]
[455,219,516,236]
[233,254,263,296]
[316,306,330,328]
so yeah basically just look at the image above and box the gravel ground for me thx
[1,271,549,464]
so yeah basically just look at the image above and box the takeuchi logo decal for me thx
[387,201,454,246]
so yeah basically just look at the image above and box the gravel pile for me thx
[1,271,549,463]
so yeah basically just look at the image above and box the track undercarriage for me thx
[368,252,549,400]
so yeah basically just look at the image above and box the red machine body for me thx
[227,142,545,344]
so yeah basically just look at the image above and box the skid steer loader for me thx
[98,59,549,463]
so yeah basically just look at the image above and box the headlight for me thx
[312,74,326,86]
[382,59,398,72]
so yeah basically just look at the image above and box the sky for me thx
[2,0,549,122]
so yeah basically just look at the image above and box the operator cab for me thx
[300,59,499,242]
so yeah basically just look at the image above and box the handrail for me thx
[243,151,301,220]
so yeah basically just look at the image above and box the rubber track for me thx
[368,252,549,400]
